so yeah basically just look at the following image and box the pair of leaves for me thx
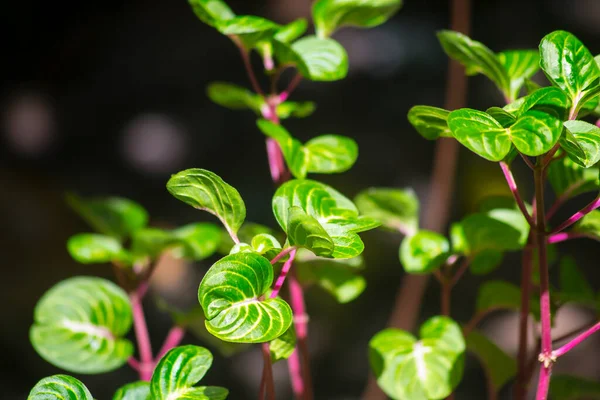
[369,316,465,400]
[207,82,315,119]
[257,120,358,179]
[354,187,419,235]
[29,346,229,400]
[272,179,380,259]
[438,31,539,101]
[198,252,293,343]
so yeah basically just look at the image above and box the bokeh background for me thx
[3,0,600,398]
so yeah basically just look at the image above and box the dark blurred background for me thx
[3,0,600,398]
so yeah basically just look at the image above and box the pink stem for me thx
[547,231,591,244]
[156,326,185,361]
[266,138,286,184]
[553,321,600,358]
[127,357,140,371]
[287,350,304,397]
[289,273,313,400]
[279,74,302,103]
[535,363,553,400]
[234,39,264,96]
[550,196,600,234]
[130,289,154,381]
[270,246,296,265]
[500,162,534,226]
[270,249,298,299]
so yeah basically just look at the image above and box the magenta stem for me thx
[535,363,552,400]
[553,321,600,358]
[287,349,304,397]
[270,246,296,265]
[547,231,591,244]
[550,196,600,234]
[130,289,154,381]
[266,138,286,184]
[127,357,140,371]
[500,162,534,226]
[270,249,297,299]
[279,74,302,103]
[156,326,185,360]
[289,272,313,400]
[234,39,264,96]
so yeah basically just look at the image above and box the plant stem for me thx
[514,239,533,400]
[534,161,552,400]
[553,321,600,358]
[289,271,313,400]
[549,196,600,234]
[546,181,586,220]
[130,288,153,381]
[156,325,185,360]
[260,343,275,400]
[270,249,297,299]
[270,246,297,265]
[547,231,591,244]
[279,74,302,102]
[234,39,264,96]
[500,162,534,226]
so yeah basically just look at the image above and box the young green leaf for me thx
[466,331,516,393]
[573,210,600,240]
[30,277,133,374]
[407,105,452,140]
[270,326,296,363]
[188,0,235,27]
[287,206,335,257]
[497,50,540,101]
[151,345,228,400]
[304,134,358,174]
[217,16,280,49]
[476,280,521,313]
[469,249,504,275]
[274,19,308,43]
[171,223,222,260]
[558,256,595,306]
[276,101,317,119]
[113,381,151,400]
[312,0,403,38]
[369,316,465,400]
[67,194,148,241]
[198,252,293,342]
[486,107,516,127]
[206,82,262,112]
[257,120,308,178]
[437,31,509,97]
[550,375,600,400]
[547,156,599,199]
[273,36,348,81]
[67,233,128,264]
[512,86,570,119]
[562,120,600,167]
[354,187,419,234]
[399,230,450,274]
[250,233,282,259]
[167,169,246,239]
[540,31,600,114]
[130,228,178,259]
[510,110,563,156]
[29,375,93,400]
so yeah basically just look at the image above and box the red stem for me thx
[270,246,296,265]
[234,39,264,96]
[289,271,313,400]
[260,343,275,400]
[500,162,534,226]
[547,231,591,244]
[156,325,185,360]
[279,74,303,102]
[514,240,533,400]
[130,289,154,381]
[549,196,600,234]
[270,249,298,299]
[553,321,600,358]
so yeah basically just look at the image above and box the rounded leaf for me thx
[172,223,222,260]
[509,110,562,156]
[287,206,335,257]
[30,277,133,374]
[113,381,151,400]
[354,187,419,234]
[399,230,450,274]
[67,233,127,264]
[29,375,93,400]
[408,105,451,140]
[188,0,235,27]
[198,253,293,343]
[563,120,600,167]
[216,15,280,49]
[206,82,262,112]
[305,134,358,174]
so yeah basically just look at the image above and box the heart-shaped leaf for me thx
[437,31,510,97]
[312,0,403,38]
[167,169,246,239]
[273,179,379,259]
[354,187,419,234]
[113,381,151,400]
[558,256,595,306]
[273,36,348,81]
[540,31,600,114]
[198,252,293,342]
[400,230,450,274]
[30,277,133,374]
[497,50,540,101]
[151,345,228,400]
[562,120,600,167]
[287,206,335,257]
[29,375,93,400]
[369,316,465,400]
[466,331,516,394]
[407,105,452,140]
[550,375,600,400]
[548,156,599,199]
[171,223,222,261]
[304,135,358,174]
[270,326,296,363]
[67,194,148,241]
[573,210,600,240]
[67,233,129,264]
[250,233,282,260]
[188,0,235,27]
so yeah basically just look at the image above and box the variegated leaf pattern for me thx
[29,375,93,400]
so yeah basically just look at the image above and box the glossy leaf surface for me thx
[29,375,93,400]
[354,187,419,234]
[563,120,600,167]
[497,50,540,100]
[407,105,452,140]
[400,230,450,274]
[67,233,127,264]
[113,381,151,400]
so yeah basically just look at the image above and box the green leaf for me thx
[497,50,540,101]
[354,187,419,234]
[476,280,521,312]
[67,233,128,264]
[167,169,246,238]
[573,210,600,240]
[509,110,563,156]
[274,19,307,43]
[29,375,93,400]
[151,345,228,400]
[369,316,465,400]
[131,228,178,259]
[437,31,509,97]
[540,31,600,110]
[276,101,316,119]
[217,16,280,49]
[305,134,358,174]
[30,277,133,374]
[312,0,402,38]
[466,331,516,393]
[469,249,504,275]
[198,252,293,342]
[399,230,450,274]
[513,86,571,119]
[287,206,335,257]
[558,256,595,306]
[407,105,452,140]
[113,381,151,400]
[188,0,235,27]
[486,107,516,127]
[550,375,600,400]
[206,82,262,113]
[563,120,600,167]
[270,326,296,363]
[67,194,148,241]
[273,179,379,259]
[273,36,348,81]
[171,223,222,260]
[256,120,308,178]
[250,233,282,259]
[547,156,599,199]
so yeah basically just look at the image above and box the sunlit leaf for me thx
[113,381,151,400]
[276,101,316,119]
[407,105,452,140]
[188,0,235,27]
[573,210,600,240]
[270,326,296,363]
[287,206,335,257]
[400,230,450,274]
[305,134,358,174]
[67,233,128,264]
[30,277,133,374]
[562,120,600,167]
[274,19,307,43]
[466,331,516,393]
[512,86,571,120]
[29,375,93,400]
[497,50,540,101]
[206,82,262,112]
[198,253,293,342]
[151,345,228,400]
[354,187,419,234]
[217,16,280,49]
[171,223,222,261]
[486,107,516,127]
